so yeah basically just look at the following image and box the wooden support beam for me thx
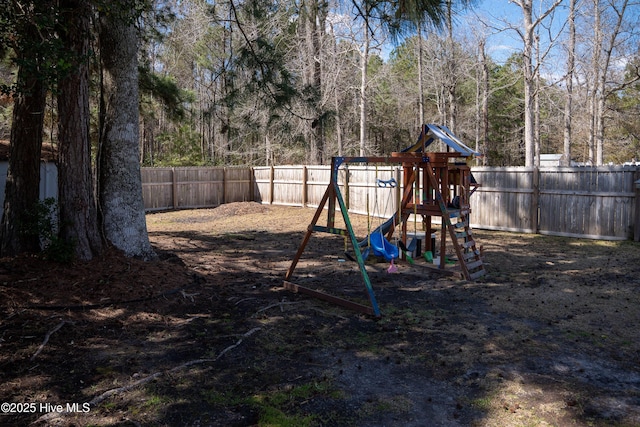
[283,281,376,316]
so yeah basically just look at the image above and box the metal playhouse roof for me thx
[403,124,481,157]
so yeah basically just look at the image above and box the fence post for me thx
[222,167,227,204]
[634,169,640,242]
[302,166,308,207]
[269,166,274,205]
[171,167,178,209]
[531,166,540,233]
[250,167,255,202]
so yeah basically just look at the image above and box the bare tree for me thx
[326,17,357,156]
[444,0,458,131]
[476,38,490,165]
[299,0,328,164]
[333,1,387,156]
[358,7,371,156]
[512,0,563,167]
[417,23,426,124]
[562,0,577,166]
[586,0,636,165]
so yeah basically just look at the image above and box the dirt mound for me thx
[211,201,270,217]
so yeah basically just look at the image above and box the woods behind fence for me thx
[141,165,640,241]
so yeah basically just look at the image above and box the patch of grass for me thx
[257,405,315,427]
[101,401,117,411]
[142,394,168,409]
[202,389,247,406]
[358,395,412,417]
[203,379,341,427]
[266,380,340,406]
[94,366,116,377]
[469,396,494,411]
[127,393,171,417]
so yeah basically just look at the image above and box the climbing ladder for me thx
[424,164,485,280]
[448,208,486,280]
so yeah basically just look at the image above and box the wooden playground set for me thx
[284,124,486,317]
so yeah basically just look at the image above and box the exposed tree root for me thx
[31,327,262,425]
[30,320,66,361]
[253,300,305,316]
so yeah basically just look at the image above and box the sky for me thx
[467,0,525,63]
[377,0,573,68]
[462,0,571,65]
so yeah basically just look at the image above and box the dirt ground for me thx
[1,201,639,426]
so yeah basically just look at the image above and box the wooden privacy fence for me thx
[141,167,253,211]
[471,166,640,240]
[142,165,640,241]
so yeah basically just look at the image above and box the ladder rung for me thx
[469,269,486,280]
[455,231,468,238]
[449,210,469,219]
[466,260,484,270]
[455,221,468,228]
[463,251,478,260]
[462,240,475,249]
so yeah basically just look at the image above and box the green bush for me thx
[20,197,75,262]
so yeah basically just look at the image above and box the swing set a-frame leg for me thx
[284,180,381,317]
[284,185,331,281]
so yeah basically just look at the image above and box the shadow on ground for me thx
[1,203,639,426]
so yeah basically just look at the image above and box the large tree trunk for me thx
[98,3,154,259]
[594,0,629,165]
[534,32,541,167]
[521,1,536,167]
[417,23,425,125]
[587,0,601,165]
[0,0,56,257]
[562,0,576,166]
[328,21,344,156]
[359,13,370,157]
[445,2,457,132]
[478,39,489,166]
[57,0,102,260]
[302,0,326,164]
[515,0,562,166]
[0,68,46,256]
[313,2,326,164]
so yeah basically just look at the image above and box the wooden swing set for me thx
[284,124,485,317]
